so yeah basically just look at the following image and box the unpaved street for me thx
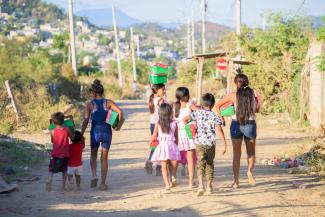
[1,100,325,217]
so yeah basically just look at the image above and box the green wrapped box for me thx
[106,110,119,128]
[150,74,168,84]
[185,121,196,140]
[105,110,125,129]
[150,64,169,75]
[220,105,235,117]
[49,118,75,134]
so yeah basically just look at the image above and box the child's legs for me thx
[62,172,67,189]
[160,161,170,188]
[75,175,81,188]
[170,160,178,179]
[196,145,207,188]
[47,172,53,183]
[187,149,196,185]
[244,139,256,174]
[205,146,216,187]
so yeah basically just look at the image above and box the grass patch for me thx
[0,139,48,181]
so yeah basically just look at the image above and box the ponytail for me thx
[148,93,155,114]
[174,87,190,118]
[174,100,181,118]
[235,74,255,124]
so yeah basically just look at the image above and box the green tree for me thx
[52,32,69,63]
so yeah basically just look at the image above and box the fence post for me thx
[4,80,20,121]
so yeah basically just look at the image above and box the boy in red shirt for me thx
[67,130,84,190]
[47,112,74,191]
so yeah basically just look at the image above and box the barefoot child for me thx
[151,103,180,193]
[47,112,74,191]
[145,84,166,175]
[67,130,84,190]
[189,93,227,196]
[174,87,197,189]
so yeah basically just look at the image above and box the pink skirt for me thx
[179,150,198,165]
[151,141,180,162]
[178,127,196,151]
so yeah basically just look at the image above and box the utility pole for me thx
[236,0,241,36]
[130,27,137,82]
[68,0,78,76]
[112,4,123,87]
[135,35,140,59]
[201,0,206,53]
[187,19,192,58]
[191,11,195,55]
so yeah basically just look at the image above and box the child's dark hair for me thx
[202,93,215,109]
[72,130,82,143]
[148,84,165,114]
[235,74,255,124]
[52,112,64,125]
[174,87,190,118]
[158,103,173,134]
[89,79,104,96]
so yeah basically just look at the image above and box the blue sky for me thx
[45,0,325,27]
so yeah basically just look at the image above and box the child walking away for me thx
[47,112,74,191]
[67,131,84,191]
[151,103,180,193]
[189,93,227,196]
[174,87,197,189]
[145,84,166,175]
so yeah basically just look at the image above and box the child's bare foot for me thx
[247,171,256,186]
[99,184,108,191]
[145,160,153,175]
[45,182,52,192]
[90,178,98,188]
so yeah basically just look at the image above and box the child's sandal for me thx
[144,160,153,175]
[196,187,205,197]
[162,187,171,194]
[171,176,177,188]
[99,184,108,191]
[90,178,98,188]
[45,182,52,192]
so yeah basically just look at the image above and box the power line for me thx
[294,0,306,16]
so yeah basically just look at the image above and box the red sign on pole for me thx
[216,58,227,71]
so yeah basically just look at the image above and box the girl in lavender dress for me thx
[151,103,180,193]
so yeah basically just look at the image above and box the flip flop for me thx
[90,178,98,188]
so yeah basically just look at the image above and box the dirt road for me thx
[1,100,325,217]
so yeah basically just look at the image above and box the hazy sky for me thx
[45,0,325,27]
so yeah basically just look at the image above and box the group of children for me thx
[146,84,227,196]
[46,112,84,192]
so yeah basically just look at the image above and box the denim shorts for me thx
[91,124,112,150]
[230,120,257,140]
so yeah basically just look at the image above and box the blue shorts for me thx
[150,123,155,135]
[230,120,257,140]
[91,125,112,149]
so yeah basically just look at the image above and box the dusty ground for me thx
[1,100,325,217]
